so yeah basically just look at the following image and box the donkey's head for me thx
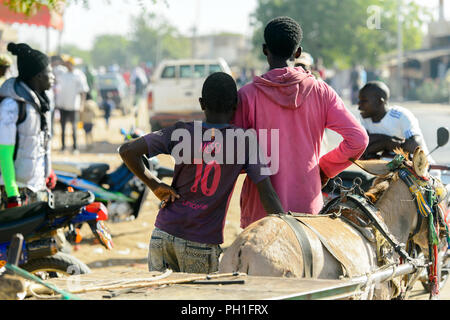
[351,147,436,251]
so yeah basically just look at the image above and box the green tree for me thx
[86,13,191,69]
[251,0,429,68]
[129,12,191,66]
[3,0,162,15]
[4,0,65,15]
[59,43,92,65]
[90,34,132,68]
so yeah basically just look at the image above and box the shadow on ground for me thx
[87,258,148,269]
[81,141,123,155]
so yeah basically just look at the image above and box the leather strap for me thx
[345,194,414,263]
[295,218,351,277]
[278,214,313,278]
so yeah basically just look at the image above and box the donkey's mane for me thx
[365,172,396,203]
[364,148,410,203]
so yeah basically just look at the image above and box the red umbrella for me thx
[0,0,64,30]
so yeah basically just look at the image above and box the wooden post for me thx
[45,27,50,54]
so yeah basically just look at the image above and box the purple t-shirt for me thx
[144,121,269,244]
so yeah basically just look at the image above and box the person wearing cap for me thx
[294,52,313,70]
[0,43,56,209]
[294,52,322,80]
[0,54,12,86]
[55,54,89,153]
[294,52,329,154]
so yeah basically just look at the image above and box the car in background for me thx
[147,58,232,131]
[96,72,131,115]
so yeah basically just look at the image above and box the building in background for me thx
[191,33,262,83]
[383,0,450,102]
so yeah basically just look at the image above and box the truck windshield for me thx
[209,64,222,74]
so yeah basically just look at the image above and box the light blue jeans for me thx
[148,228,222,274]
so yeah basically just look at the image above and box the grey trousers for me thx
[148,227,222,274]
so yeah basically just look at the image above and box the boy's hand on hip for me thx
[153,183,180,208]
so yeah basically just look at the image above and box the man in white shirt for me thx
[55,55,89,152]
[50,55,68,137]
[358,81,432,161]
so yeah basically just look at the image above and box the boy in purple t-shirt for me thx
[119,72,284,274]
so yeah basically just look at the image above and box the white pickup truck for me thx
[147,58,232,131]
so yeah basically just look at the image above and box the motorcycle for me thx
[53,127,174,222]
[0,190,113,278]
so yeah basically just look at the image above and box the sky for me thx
[16,0,258,52]
[13,0,450,53]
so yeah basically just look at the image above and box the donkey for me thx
[219,152,445,299]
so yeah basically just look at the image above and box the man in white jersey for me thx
[55,55,89,152]
[358,81,433,162]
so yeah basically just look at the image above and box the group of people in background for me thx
[1,47,153,156]
[0,42,151,211]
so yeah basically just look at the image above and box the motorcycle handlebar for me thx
[430,165,450,171]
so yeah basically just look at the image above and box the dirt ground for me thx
[50,101,448,300]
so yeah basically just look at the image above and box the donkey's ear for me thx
[350,159,391,176]
[412,147,429,178]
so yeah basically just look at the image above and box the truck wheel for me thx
[21,252,91,278]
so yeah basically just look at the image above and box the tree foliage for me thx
[3,0,162,15]
[60,43,92,65]
[4,0,183,68]
[4,0,64,15]
[90,34,132,67]
[251,0,430,68]
[129,13,191,67]
[60,12,191,69]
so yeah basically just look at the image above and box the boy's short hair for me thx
[202,72,237,114]
[264,16,303,59]
[361,81,390,101]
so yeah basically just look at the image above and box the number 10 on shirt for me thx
[190,161,221,196]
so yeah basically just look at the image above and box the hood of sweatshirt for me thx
[0,77,40,108]
[253,67,316,109]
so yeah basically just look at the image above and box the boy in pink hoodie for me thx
[233,17,369,229]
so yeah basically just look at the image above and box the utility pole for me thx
[397,0,404,101]
[45,27,50,54]
[191,0,201,59]
[439,0,444,21]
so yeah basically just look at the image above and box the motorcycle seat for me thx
[0,202,48,243]
[53,162,110,182]
[50,191,95,215]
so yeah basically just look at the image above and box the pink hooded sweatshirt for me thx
[233,67,369,229]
